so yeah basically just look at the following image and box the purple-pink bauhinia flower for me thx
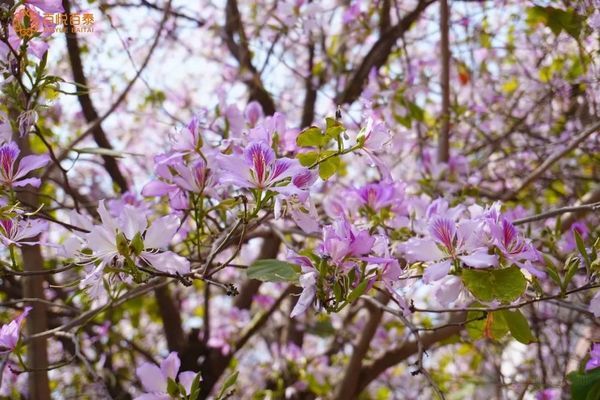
[399,217,498,283]
[25,0,64,13]
[0,217,48,246]
[0,142,49,188]
[0,307,31,354]
[586,343,600,371]
[142,154,216,210]
[218,140,311,196]
[487,216,545,278]
[288,251,318,318]
[135,352,196,400]
[590,291,600,318]
[72,201,190,296]
[318,218,375,269]
[535,388,560,400]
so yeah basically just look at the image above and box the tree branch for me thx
[335,0,436,105]
[224,0,276,115]
[504,120,600,200]
[438,0,450,163]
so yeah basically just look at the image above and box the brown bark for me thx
[335,0,436,105]
[16,137,50,400]
[334,293,388,400]
[438,0,450,163]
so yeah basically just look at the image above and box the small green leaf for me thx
[462,266,527,303]
[297,127,328,148]
[73,147,134,158]
[130,232,145,256]
[297,151,320,166]
[544,256,562,288]
[167,378,180,397]
[216,371,239,400]
[563,256,581,293]
[116,232,129,256]
[466,310,508,340]
[500,309,536,344]
[318,156,340,180]
[575,230,591,271]
[347,280,369,303]
[188,373,202,400]
[247,259,300,283]
[324,117,344,139]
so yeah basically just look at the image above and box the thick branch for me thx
[504,120,600,200]
[62,0,129,192]
[335,0,436,105]
[438,0,450,163]
[154,285,186,353]
[224,0,276,115]
[355,314,464,395]
[16,137,50,400]
[334,293,388,400]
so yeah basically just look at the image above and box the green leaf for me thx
[188,373,202,400]
[526,6,584,40]
[297,151,319,166]
[575,230,592,271]
[347,280,369,303]
[318,156,340,180]
[246,259,300,283]
[563,256,581,293]
[461,266,527,303]
[568,368,600,400]
[466,310,508,340]
[544,256,562,288]
[500,309,536,344]
[130,233,145,256]
[167,378,180,397]
[73,147,142,158]
[216,371,239,400]
[297,127,329,148]
[324,117,345,139]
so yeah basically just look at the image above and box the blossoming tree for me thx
[0,0,599,399]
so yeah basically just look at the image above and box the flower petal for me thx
[14,154,49,180]
[136,363,167,394]
[160,352,180,380]
[141,251,190,275]
[459,250,497,268]
[145,215,180,249]
[423,260,452,283]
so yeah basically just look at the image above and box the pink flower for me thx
[535,388,560,400]
[0,217,48,246]
[25,0,64,13]
[487,215,545,278]
[357,117,392,178]
[135,352,197,400]
[0,142,49,188]
[142,155,216,210]
[560,222,589,253]
[399,217,498,283]
[290,271,317,318]
[0,112,12,143]
[0,307,31,354]
[586,343,600,371]
[319,219,375,268]
[74,201,190,296]
[244,101,263,127]
[590,291,600,318]
[218,141,310,195]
